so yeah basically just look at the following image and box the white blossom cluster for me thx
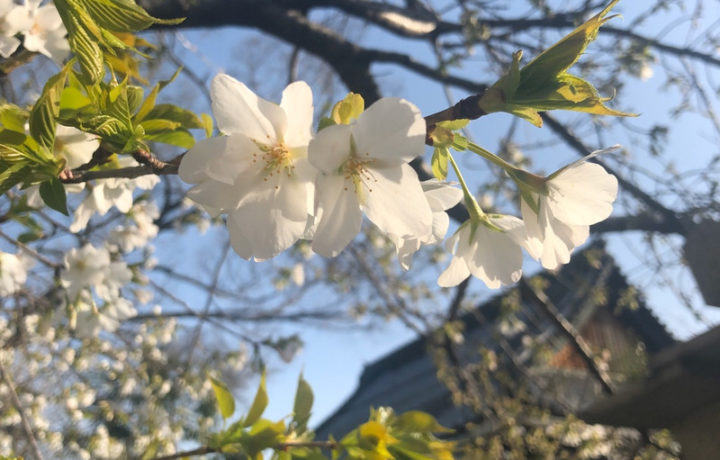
[180,74,618,289]
[0,250,32,296]
[0,0,69,65]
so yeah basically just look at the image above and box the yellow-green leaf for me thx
[436,119,469,131]
[243,373,268,428]
[332,93,364,125]
[292,373,313,432]
[209,375,236,420]
[431,147,449,180]
[393,411,452,434]
[519,0,621,92]
[201,113,213,138]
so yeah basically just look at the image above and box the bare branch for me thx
[0,361,45,460]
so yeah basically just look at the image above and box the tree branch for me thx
[519,278,615,395]
[0,361,45,460]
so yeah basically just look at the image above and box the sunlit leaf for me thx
[244,372,269,427]
[209,375,236,420]
[292,373,313,433]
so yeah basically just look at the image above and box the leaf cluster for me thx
[203,374,455,460]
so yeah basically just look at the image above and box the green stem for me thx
[461,141,519,173]
[447,152,484,221]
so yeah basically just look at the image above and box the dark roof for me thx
[581,324,720,428]
[315,240,675,438]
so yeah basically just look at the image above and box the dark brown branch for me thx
[58,154,181,184]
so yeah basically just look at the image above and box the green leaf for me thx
[142,104,204,129]
[126,85,144,114]
[332,93,364,125]
[0,103,28,132]
[143,129,195,149]
[139,119,181,132]
[317,116,336,131]
[39,178,69,215]
[0,129,27,146]
[292,373,313,433]
[519,0,621,91]
[436,119,469,131]
[201,113,213,138]
[431,147,448,181]
[209,375,236,420]
[478,0,634,125]
[29,68,69,151]
[76,0,183,32]
[244,373,269,428]
[55,0,104,82]
[60,87,92,111]
[393,412,451,434]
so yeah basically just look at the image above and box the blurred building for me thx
[316,240,681,456]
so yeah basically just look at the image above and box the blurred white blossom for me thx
[0,251,32,296]
[3,0,69,65]
[70,157,159,232]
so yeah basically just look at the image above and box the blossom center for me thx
[253,142,294,184]
[341,153,376,194]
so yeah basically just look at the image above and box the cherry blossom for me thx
[391,180,463,270]
[308,97,433,257]
[60,244,132,302]
[4,0,69,65]
[517,150,618,269]
[0,0,20,57]
[438,215,528,289]
[179,74,316,260]
[70,156,159,233]
[74,295,137,338]
[0,251,32,296]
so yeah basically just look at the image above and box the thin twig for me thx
[0,360,45,460]
[518,278,615,395]
[150,440,338,460]
[0,229,59,268]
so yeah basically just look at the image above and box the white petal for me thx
[467,223,523,289]
[312,174,363,257]
[547,161,618,225]
[35,4,63,31]
[307,124,353,173]
[227,214,254,260]
[353,98,426,163]
[185,180,239,211]
[0,36,20,58]
[5,7,33,35]
[438,256,470,287]
[179,134,256,185]
[395,236,421,270]
[536,203,589,270]
[520,198,544,260]
[280,81,313,148]
[423,181,463,211]
[211,74,286,142]
[363,163,432,239]
[227,186,308,260]
[55,126,98,169]
[431,211,450,242]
